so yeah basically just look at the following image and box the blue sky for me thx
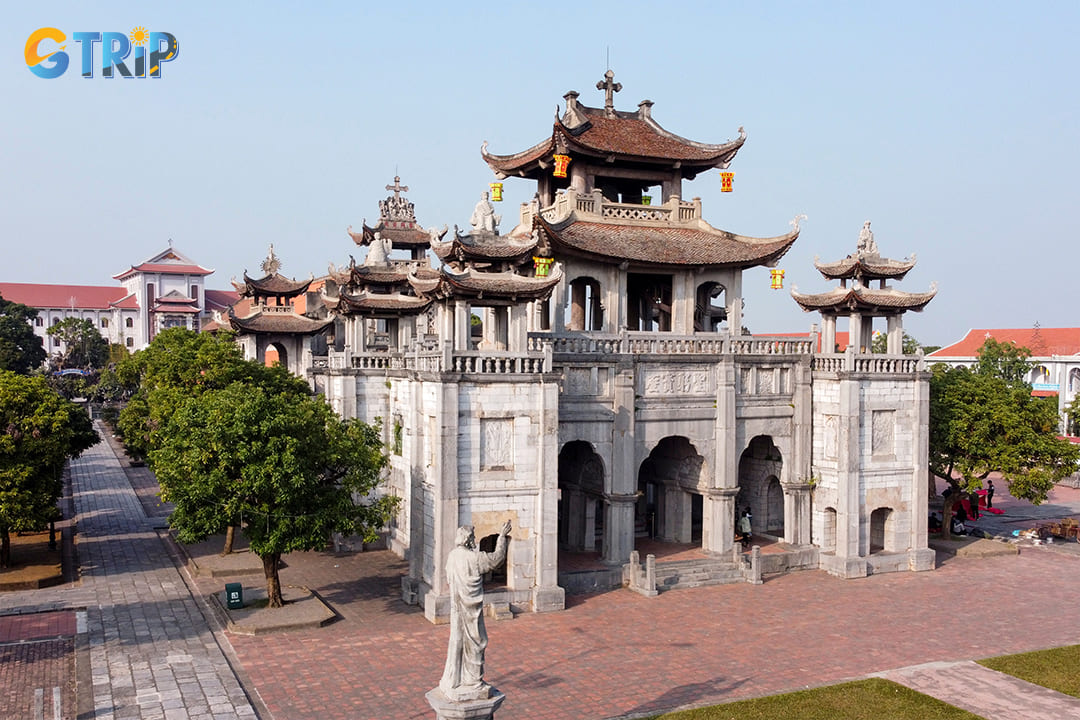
[3,1,1078,347]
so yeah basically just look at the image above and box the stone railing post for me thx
[749,545,763,585]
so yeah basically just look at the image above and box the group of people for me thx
[930,479,995,536]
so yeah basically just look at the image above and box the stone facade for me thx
[308,73,935,622]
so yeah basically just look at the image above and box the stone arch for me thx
[736,435,783,539]
[263,340,288,368]
[567,276,603,331]
[558,441,606,552]
[637,436,706,545]
[694,281,727,332]
[1030,364,1051,385]
[869,506,895,554]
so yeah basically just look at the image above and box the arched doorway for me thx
[636,437,706,546]
[558,441,605,553]
[694,281,727,332]
[264,341,287,368]
[869,507,895,554]
[736,436,784,540]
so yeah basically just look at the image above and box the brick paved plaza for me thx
[4,427,1080,719]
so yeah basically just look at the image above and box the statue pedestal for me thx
[425,687,505,720]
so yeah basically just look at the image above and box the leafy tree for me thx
[116,328,308,462]
[929,362,1078,539]
[0,294,46,374]
[973,337,1031,385]
[149,382,395,607]
[0,371,98,567]
[117,328,314,554]
[871,330,922,355]
[46,318,110,369]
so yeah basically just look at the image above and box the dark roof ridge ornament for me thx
[596,69,621,117]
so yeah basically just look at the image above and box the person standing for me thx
[986,479,995,509]
[739,510,752,549]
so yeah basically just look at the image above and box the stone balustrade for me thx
[529,188,701,226]
[537,332,813,357]
[812,352,925,374]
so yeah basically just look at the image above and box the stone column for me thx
[532,378,565,613]
[822,315,837,353]
[565,488,584,550]
[454,301,470,352]
[909,371,935,570]
[833,373,867,577]
[424,381,461,623]
[602,494,636,565]
[508,304,527,353]
[703,487,738,554]
[604,364,637,565]
[886,314,904,354]
[781,481,813,546]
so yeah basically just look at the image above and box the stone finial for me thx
[260,245,281,276]
[637,99,654,120]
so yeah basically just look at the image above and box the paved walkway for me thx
[0,425,255,720]
[5,431,1080,719]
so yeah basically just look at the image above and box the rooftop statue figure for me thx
[364,232,392,266]
[469,191,501,234]
[857,221,878,256]
[438,521,511,701]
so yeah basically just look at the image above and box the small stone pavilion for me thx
[301,72,937,622]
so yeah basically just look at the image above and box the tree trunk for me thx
[262,552,283,608]
[220,524,235,556]
[0,527,9,568]
[941,493,954,541]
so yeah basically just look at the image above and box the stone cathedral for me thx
[229,72,937,623]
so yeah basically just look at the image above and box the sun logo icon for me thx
[129,26,149,46]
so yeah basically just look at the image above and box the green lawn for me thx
[978,644,1080,698]
[648,678,984,720]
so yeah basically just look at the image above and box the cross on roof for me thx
[385,176,409,200]
[596,70,622,115]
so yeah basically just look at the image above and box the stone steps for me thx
[654,559,744,592]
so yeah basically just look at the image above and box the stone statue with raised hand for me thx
[438,520,511,702]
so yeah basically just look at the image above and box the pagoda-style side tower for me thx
[794,223,937,579]
[792,221,937,353]
[229,246,331,376]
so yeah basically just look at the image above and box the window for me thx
[53,337,60,347]
[125,317,134,328]
[125,337,134,347]
[51,317,60,326]
[34,317,43,327]
[100,318,109,328]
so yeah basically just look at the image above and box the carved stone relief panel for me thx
[824,415,838,459]
[642,366,711,396]
[872,410,895,457]
[756,368,775,394]
[481,418,514,470]
[740,367,752,394]
[565,367,594,396]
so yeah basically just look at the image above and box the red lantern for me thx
[489,182,503,202]
[721,171,735,192]
[770,268,785,290]
[553,154,571,178]
[533,256,554,277]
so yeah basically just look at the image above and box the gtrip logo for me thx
[25,27,179,79]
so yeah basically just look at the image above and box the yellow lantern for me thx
[721,171,735,192]
[553,154,571,178]
[533,256,554,277]
[770,268,785,289]
[489,182,503,201]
